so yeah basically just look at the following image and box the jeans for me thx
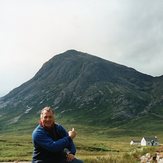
[66,158,84,163]
[32,158,84,163]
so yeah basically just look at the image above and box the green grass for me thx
[0,134,33,161]
[1,123,163,162]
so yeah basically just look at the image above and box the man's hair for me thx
[40,106,54,118]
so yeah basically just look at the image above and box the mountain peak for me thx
[65,49,81,54]
[58,49,84,57]
[0,50,163,132]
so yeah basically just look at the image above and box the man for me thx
[32,106,83,163]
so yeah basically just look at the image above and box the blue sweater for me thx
[32,124,76,163]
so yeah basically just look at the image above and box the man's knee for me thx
[71,158,84,163]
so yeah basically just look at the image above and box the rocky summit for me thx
[0,50,163,132]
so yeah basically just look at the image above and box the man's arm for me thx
[57,125,77,154]
[32,127,72,152]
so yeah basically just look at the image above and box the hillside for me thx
[0,50,163,132]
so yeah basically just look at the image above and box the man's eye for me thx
[44,116,52,119]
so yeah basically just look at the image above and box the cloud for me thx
[0,0,163,96]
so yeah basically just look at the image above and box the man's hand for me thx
[68,128,77,139]
[66,153,75,161]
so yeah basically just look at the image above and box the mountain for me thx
[0,50,163,132]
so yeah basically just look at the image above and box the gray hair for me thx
[40,106,54,118]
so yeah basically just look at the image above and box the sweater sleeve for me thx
[56,124,76,154]
[32,126,72,152]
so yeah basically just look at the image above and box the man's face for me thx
[41,110,54,128]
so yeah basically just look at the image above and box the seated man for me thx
[32,106,83,163]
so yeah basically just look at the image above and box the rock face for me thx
[0,50,163,130]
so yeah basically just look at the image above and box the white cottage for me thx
[141,136,159,146]
[130,140,141,145]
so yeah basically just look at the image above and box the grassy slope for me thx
[1,109,163,162]
[1,119,163,162]
[0,128,129,161]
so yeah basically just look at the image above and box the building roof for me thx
[143,137,158,142]
[131,140,140,143]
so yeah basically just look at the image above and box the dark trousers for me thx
[65,158,83,163]
[32,158,84,163]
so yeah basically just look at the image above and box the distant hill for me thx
[0,50,163,132]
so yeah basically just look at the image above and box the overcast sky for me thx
[0,0,163,97]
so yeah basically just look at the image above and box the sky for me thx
[0,0,163,97]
